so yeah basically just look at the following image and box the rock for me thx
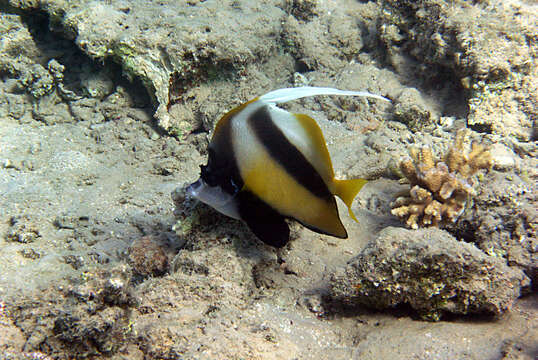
[32,92,73,124]
[446,171,537,288]
[11,265,135,358]
[330,227,530,321]
[6,215,40,243]
[10,0,287,131]
[6,94,28,120]
[0,302,26,355]
[20,63,55,99]
[74,264,134,307]
[128,235,169,277]
[490,143,517,171]
[500,334,538,360]
[80,71,114,99]
[171,246,245,284]
[0,13,41,59]
[1,1,536,359]
[69,99,106,123]
[393,87,438,130]
[52,306,127,355]
[380,0,537,140]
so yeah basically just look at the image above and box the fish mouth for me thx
[185,178,240,219]
[186,179,204,199]
[186,178,231,207]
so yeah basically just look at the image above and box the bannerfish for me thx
[187,87,389,248]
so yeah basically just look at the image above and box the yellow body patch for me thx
[242,148,347,238]
[293,113,336,185]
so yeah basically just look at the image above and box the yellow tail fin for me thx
[333,179,368,222]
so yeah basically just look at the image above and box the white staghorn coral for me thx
[391,130,492,229]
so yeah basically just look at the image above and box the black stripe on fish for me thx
[237,189,290,248]
[248,105,332,200]
[201,114,243,196]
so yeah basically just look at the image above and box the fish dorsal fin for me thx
[259,86,390,104]
[333,178,368,222]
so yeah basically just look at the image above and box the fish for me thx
[187,87,389,247]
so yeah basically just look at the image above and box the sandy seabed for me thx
[0,0,536,359]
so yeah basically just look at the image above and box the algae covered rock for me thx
[330,227,530,321]
[10,265,136,358]
[380,0,537,140]
[392,87,437,131]
[11,0,287,131]
[447,171,537,288]
[128,235,169,277]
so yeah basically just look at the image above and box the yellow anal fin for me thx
[333,178,368,222]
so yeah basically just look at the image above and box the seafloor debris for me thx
[391,130,492,229]
[5,216,41,243]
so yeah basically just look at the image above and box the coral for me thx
[391,130,492,229]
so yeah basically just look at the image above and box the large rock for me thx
[380,0,537,140]
[8,0,287,131]
[447,171,537,288]
[7,0,402,137]
[330,227,530,321]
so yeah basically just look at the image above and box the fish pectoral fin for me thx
[237,191,290,248]
[333,178,368,222]
[244,213,290,249]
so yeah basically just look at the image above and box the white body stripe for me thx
[228,100,267,174]
[229,100,327,185]
[227,87,389,166]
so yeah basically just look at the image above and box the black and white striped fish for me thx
[187,87,389,247]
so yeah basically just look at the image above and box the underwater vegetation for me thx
[391,130,493,229]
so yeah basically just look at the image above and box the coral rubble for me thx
[10,266,136,358]
[391,130,492,229]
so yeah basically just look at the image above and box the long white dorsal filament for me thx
[259,86,390,104]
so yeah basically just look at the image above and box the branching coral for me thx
[391,130,492,229]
